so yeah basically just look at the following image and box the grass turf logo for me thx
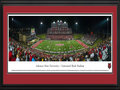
[56,44,64,46]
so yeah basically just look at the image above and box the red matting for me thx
[3,6,117,84]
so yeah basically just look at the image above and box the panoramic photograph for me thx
[8,15,112,62]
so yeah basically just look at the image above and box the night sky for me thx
[9,16,111,34]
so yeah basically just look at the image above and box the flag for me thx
[91,32,93,35]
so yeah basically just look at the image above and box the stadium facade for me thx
[47,20,73,40]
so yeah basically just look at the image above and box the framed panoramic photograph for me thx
[3,6,117,85]
[8,14,113,74]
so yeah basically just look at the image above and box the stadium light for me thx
[75,22,78,25]
[75,22,78,33]
[107,18,109,21]
[107,18,109,38]
[53,21,55,24]
[40,22,43,25]
[64,21,66,24]
[12,18,14,21]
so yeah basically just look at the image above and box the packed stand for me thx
[81,34,97,45]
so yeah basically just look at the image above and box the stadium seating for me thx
[47,21,73,40]
[81,34,97,45]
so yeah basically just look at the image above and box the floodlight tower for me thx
[12,18,14,21]
[75,22,78,33]
[107,18,109,38]
[40,22,43,33]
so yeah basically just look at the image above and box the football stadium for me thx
[9,16,111,61]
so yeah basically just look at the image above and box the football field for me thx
[35,40,85,52]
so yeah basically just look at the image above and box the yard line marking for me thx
[76,40,88,48]
[32,40,44,48]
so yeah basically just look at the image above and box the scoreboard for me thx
[31,28,36,35]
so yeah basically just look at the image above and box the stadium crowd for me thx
[9,37,111,61]
[81,34,97,45]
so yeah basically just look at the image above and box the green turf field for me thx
[35,34,103,53]
[73,34,84,39]
[35,40,84,52]
[37,34,46,39]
